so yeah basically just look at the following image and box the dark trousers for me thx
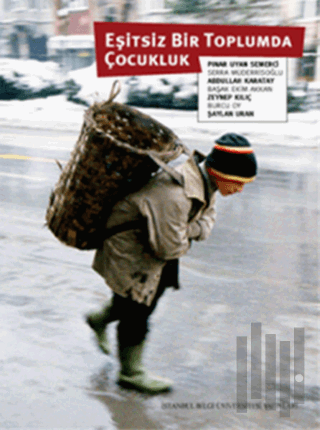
[113,280,166,346]
[113,259,179,346]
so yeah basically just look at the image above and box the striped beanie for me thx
[205,134,257,183]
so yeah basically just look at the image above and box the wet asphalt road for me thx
[0,126,319,430]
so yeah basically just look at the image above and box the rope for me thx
[106,80,121,103]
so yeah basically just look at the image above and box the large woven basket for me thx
[45,81,188,250]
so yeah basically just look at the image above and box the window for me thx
[57,0,89,15]
[122,0,134,21]
[297,50,317,81]
[141,0,165,12]
[29,0,50,10]
[299,0,306,17]
[68,0,89,10]
[104,5,117,21]
[41,0,51,9]
[12,0,27,10]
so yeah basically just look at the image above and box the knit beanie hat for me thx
[205,133,257,183]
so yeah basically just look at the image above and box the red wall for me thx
[68,10,92,35]
[55,8,93,36]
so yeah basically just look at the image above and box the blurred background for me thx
[0,0,319,111]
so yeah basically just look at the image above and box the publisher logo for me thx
[237,323,305,417]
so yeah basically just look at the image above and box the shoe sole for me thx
[117,378,172,394]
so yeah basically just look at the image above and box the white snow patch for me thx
[0,58,66,92]
[0,61,319,149]
[69,63,130,105]
[0,97,319,150]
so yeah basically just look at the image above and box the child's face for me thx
[215,179,245,196]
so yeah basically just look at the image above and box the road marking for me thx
[0,172,47,182]
[0,154,64,163]
[0,130,77,151]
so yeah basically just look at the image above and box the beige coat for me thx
[92,151,217,306]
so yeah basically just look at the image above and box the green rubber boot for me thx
[117,340,173,394]
[86,299,117,354]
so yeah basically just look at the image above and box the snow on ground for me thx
[0,95,319,149]
[0,59,65,89]
[0,59,69,98]
[68,64,131,105]
[0,96,85,131]
[0,60,319,148]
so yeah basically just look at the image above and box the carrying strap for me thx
[103,149,201,241]
[148,152,185,186]
[104,220,145,241]
[149,144,192,186]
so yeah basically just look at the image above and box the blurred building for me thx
[47,0,95,71]
[144,0,281,25]
[136,0,169,22]
[91,1,168,24]
[2,0,318,86]
[281,0,320,83]
[0,0,53,60]
[48,0,143,71]
[47,0,168,71]
[93,0,138,22]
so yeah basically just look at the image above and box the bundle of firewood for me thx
[45,81,186,250]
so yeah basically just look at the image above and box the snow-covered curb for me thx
[0,96,319,148]
[0,59,318,148]
[0,96,84,132]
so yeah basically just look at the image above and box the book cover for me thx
[0,1,318,428]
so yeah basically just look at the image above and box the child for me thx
[87,133,258,394]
